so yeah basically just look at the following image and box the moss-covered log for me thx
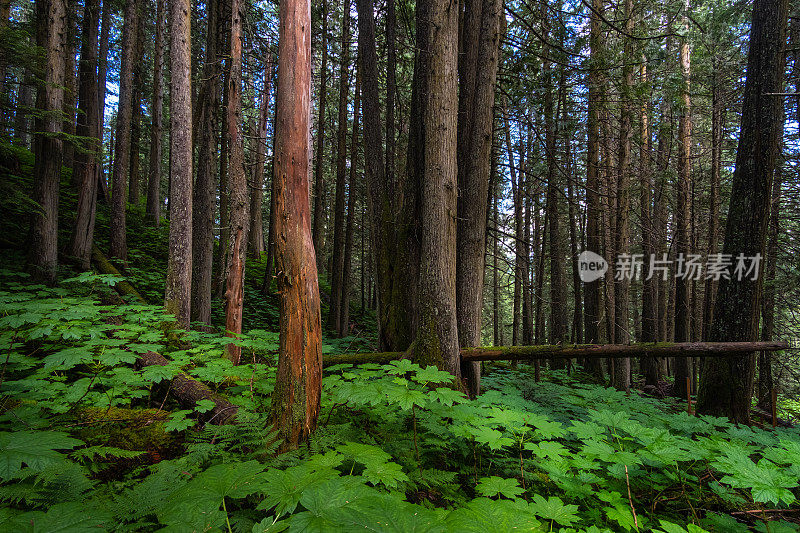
[322,341,788,367]
[139,351,238,424]
[91,244,147,304]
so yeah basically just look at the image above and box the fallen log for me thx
[91,245,147,304]
[139,351,238,425]
[323,341,789,367]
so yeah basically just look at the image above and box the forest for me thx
[0,0,799,528]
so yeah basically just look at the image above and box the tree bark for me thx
[339,69,360,337]
[328,0,351,334]
[146,0,166,226]
[409,0,461,381]
[758,167,780,407]
[269,0,323,448]
[191,0,224,326]
[96,0,110,203]
[164,0,193,329]
[248,56,273,257]
[673,1,692,399]
[584,0,603,372]
[696,0,788,423]
[312,0,329,270]
[69,0,101,271]
[223,0,250,364]
[612,0,634,391]
[109,0,139,262]
[29,0,66,285]
[455,0,501,396]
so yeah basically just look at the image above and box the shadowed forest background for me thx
[1,0,800,529]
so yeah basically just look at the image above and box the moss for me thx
[74,407,175,453]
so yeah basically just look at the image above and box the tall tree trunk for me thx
[506,108,523,347]
[191,0,223,325]
[29,0,66,285]
[269,0,322,448]
[583,0,603,378]
[328,0,351,333]
[385,0,396,197]
[696,0,788,423]
[146,0,166,226]
[69,0,101,271]
[545,30,567,352]
[312,0,329,270]
[640,59,660,385]
[758,166,780,407]
[248,57,273,257]
[456,0,501,396]
[96,0,110,203]
[492,145,503,347]
[61,5,77,171]
[673,1,692,398]
[164,0,193,328]
[223,0,250,364]
[410,0,460,380]
[612,0,634,391]
[109,0,139,262]
[702,69,722,340]
[340,70,361,336]
[128,13,145,206]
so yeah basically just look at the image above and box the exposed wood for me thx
[269,0,323,449]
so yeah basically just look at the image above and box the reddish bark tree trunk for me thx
[269,0,322,448]
[223,0,250,363]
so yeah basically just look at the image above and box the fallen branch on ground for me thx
[323,341,789,367]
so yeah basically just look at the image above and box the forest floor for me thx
[1,143,799,531]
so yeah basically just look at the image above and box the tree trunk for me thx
[584,0,603,379]
[61,5,77,171]
[758,167,780,407]
[696,0,788,423]
[164,0,193,329]
[312,0,329,270]
[546,40,567,352]
[192,0,224,326]
[248,56,273,257]
[455,0,501,396]
[340,71,360,337]
[612,0,634,391]
[128,11,145,206]
[146,0,166,226]
[223,0,250,364]
[409,0,460,381]
[109,0,139,262]
[639,59,660,385]
[69,0,101,271]
[96,0,110,203]
[29,0,66,285]
[506,107,523,347]
[702,69,722,340]
[269,0,322,448]
[673,1,692,399]
[328,0,351,333]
